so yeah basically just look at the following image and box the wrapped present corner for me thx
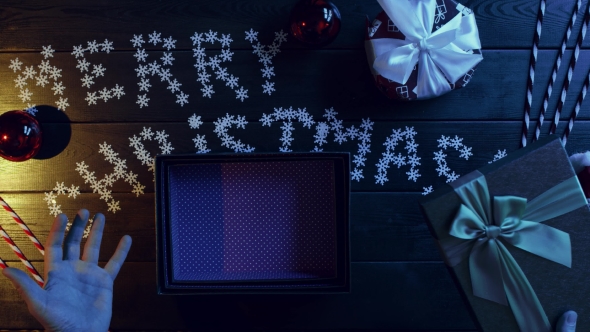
[365,0,483,100]
[419,136,590,331]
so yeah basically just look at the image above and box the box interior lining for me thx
[168,160,338,282]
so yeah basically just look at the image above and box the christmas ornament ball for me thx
[0,110,42,162]
[289,0,341,47]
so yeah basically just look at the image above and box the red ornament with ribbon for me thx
[365,0,483,100]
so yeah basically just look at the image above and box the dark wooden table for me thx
[0,0,588,330]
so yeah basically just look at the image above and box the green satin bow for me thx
[439,172,587,332]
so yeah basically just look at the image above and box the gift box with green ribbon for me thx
[420,136,590,331]
[365,0,483,100]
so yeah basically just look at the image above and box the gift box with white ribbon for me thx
[365,0,483,100]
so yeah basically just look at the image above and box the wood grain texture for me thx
[0,262,477,331]
[2,49,590,123]
[1,120,587,194]
[0,192,438,264]
[1,49,590,122]
[0,0,588,50]
[0,0,585,330]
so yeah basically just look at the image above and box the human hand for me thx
[1,209,132,332]
[556,310,577,332]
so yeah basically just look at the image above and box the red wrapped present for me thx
[365,0,483,100]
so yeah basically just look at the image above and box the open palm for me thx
[2,209,132,332]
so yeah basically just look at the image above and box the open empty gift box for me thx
[155,153,350,294]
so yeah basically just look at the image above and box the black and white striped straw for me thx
[562,70,590,146]
[533,0,582,142]
[549,0,590,136]
[520,0,546,148]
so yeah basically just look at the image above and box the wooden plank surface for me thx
[0,0,588,50]
[0,262,477,331]
[0,192,438,264]
[0,120,587,193]
[0,0,586,330]
[1,49,590,122]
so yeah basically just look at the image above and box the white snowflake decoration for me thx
[72,39,125,106]
[422,185,433,195]
[25,104,38,116]
[148,31,162,45]
[59,141,147,220]
[314,108,373,182]
[129,127,175,178]
[262,81,275,95]
[488,149,508,164]
[9,58,23,72]
[44,182,88,236]
[136,94,149,108]
[433,135,473,183]
[41,45,55,59]
[260,106,315,153]
[131,32,187,108]
[245,28,258,43]
[9,46,69,111]
[213,113,255,153]
[18,88,32,102]
[187,114,211,152]
[130,34,145,48]
[188,113,203,129]
[245,29,287,96]
[375,126,421,185]
[191,30,247,101]
[235,86,249,102]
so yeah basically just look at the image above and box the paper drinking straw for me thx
[520,0,546,148]
[0,196,44,256]
[0,257,8,270]
[0,225,44,287]
[533,0,582,142]
[549,1,590,136]
[562,70,590,146]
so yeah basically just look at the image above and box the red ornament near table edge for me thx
[0,110,42,162]
[289,0,341,47]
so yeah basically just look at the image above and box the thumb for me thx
[556,310,577,332]
[2,267,44,306]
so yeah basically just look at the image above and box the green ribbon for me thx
[438,172,587,332]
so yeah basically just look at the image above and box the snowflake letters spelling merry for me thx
[10,29,285,112]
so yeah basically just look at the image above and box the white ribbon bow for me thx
[371,0,483,99]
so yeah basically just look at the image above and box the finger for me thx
[104,235,132,280]
[63,209,89,260]
[556,310,577,332]
[2,267,45,310]
[82,213,105,264]
[44,214,68,273]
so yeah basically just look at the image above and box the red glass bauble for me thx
[289,0,341,47]
[0,111,42,162]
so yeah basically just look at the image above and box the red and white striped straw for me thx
[520,0,546,148]
[0,226,44,287]
[0,257,8,270]
[549,1,590,136]
[0,196,44,256]
[533,0,582,142]
[562,70,590,146]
